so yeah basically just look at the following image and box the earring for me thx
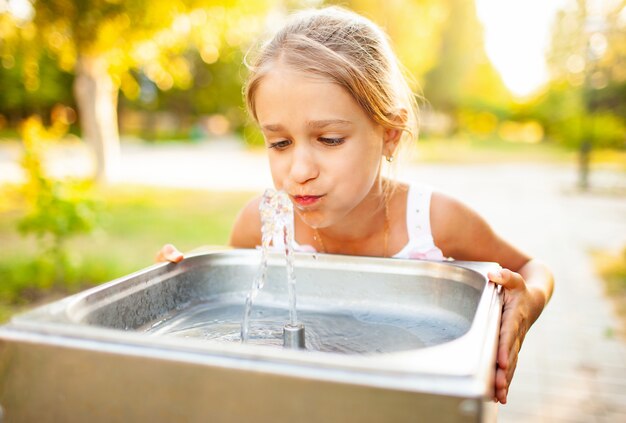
[386,155,394,163]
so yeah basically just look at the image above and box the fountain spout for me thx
[283,323,306,349]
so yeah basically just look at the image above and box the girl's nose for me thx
[289,144,318,184]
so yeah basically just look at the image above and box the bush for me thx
[17,116,100,287]
[595,247,626,337]
[553,112,626,150]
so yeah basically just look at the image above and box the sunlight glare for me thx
[476,0,568,98]
[4,0,33,22]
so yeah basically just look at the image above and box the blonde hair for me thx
[244,6,419,148]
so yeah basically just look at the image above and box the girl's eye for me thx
[318,137,345,146]
[269,140,291,150]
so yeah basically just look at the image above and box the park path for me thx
[404,163,626,422]
[1,140,626,421]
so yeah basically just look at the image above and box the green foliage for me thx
[0,52,75,114]
[0,184,250,312]
[558,112,625,149]
[542,0,626,151]
[527,80,625,150]
[0,0,276,141]
[590,82,626,120]
[17,116,100,284]
[0,11,75,123]
[1,0,622,155]
[122,47,250,136]
[18,179,99,253]
[600,248,626,295]
[422,0,508,112]
[594,246,626,337]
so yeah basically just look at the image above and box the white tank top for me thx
[391,184,445,260]
[272,184,446,261]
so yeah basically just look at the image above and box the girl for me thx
[157,6,554,404]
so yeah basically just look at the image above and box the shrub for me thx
[17,115,100,287]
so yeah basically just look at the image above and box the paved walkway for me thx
[413,163,626,422]
[1,141,626,421]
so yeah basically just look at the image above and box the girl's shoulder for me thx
[228,195,263,248]
[429,189,530,267]
[430,189,489,258]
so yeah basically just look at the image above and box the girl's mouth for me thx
[292,195,324,207]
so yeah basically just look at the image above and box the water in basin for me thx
[143,299,471,354]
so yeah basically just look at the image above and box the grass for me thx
[0,185,255,321]
[593,248,626,338]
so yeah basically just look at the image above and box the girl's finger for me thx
[488,268,509,283]
[497,313,520,369]
[488,268,524,290]
[496,387,508,404]
[163,244,181,259]
[495,366,508,390]
[156,244,184,263]
[155,250,166,263]
[167,251,184,262]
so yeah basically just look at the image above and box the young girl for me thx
[157,6,554,405]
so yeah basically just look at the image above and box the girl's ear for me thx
[382,108,408,158]
[382,127,401,158]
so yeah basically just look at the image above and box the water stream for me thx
[241,189,297,343]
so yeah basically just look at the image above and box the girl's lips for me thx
[292,195,324,207]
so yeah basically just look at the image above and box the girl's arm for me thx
[431,192,554,404]
[229,196,263,248]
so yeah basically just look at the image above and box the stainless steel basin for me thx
[0,249,502,422]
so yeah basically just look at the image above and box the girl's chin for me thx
[295,209,327,229]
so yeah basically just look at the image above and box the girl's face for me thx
[254,67,388,229]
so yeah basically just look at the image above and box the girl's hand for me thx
[487,268,533,404]
[155,244,184,263]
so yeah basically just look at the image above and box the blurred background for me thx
[0,0,624,420]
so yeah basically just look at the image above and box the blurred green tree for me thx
[1,0,273,183]
[542,0,625,188]
[121,47,250,141]
[422,0,509,114]
[0,11,75,127]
